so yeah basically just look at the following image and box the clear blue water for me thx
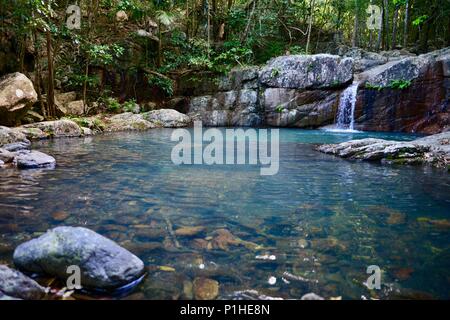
[0,129,449,300]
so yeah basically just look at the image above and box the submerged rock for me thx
[260,54,353,89]
[174,226,206,237]
[301,293,325,300]
[13,226,145,290]
[14,150,56,169]
[0,265,46,300]
[0,73,38,126]
[193,277,219,300]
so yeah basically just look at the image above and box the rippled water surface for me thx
[0,129,449,300]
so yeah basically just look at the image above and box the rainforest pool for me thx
[0,129,449,300]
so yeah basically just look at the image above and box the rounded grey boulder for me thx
[14,150,56,169]
[13,226,145,290]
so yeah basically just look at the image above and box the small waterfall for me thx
[333,82,360,132]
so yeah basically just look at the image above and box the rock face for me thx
[0,73,38,126]
[185,57,353,128]
[143,109,191,127]
[185,67,264,127]
[183,48,449,133]
[317,131,450,168]
[0,265,46,300]
[188,89,263,126]
[263,88,339,127]
[13,226,145,290]
[354,48,450,134]
[14,150,56,169]
[259,54,353,89]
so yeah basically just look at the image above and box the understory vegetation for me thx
[1,0,449,117]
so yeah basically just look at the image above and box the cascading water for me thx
[332,82,360,132]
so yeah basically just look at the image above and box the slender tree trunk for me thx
[207,0,211,57]
[383,0,390,50]
[306,0,316,54]
[33,30,46,118]
[391,5,399,49]
[352,0,359,47]
[46,30,55,118]
[240,0,257,44]
[157,22,162,67]
[403,0,409,48]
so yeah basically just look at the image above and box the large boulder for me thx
[259,54,353,89]
[0,73,38,126]
[14,150,56,169]
[13,226,145,290]
[262,88,339,128]
[105,112,156,132]
[143,109,191,127]
[0,265,46,300]
[19,119,82,139]
[0,126,29,147]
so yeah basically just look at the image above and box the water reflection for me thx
[0,129,448,300]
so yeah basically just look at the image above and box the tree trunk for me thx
[391,6,399,49]
[383,0,390,50]
[240,0,257,44]
[352,0,359,47]
[46,30,55,118]
[33,30,46,118]
[403,0,409,48]
[306,0,316,54]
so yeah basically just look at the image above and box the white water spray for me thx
[332,82,360,132]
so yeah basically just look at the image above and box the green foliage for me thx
[213,42,253,73]
[67,74,100,90]
[123,99,138,112]
[412,15,429,27]
[275,105,284,113]
[86,44,125,66]
[365,83,384,91]
[147,75,174,97]
[289,45,306,55]
[389,80,412,90]
[271,68,280,78]
[105,97,121,113]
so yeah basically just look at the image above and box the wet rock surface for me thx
[13,226,145,290]
[317,131,450,168]
[0,265,46,300]
[14,150,56,169]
